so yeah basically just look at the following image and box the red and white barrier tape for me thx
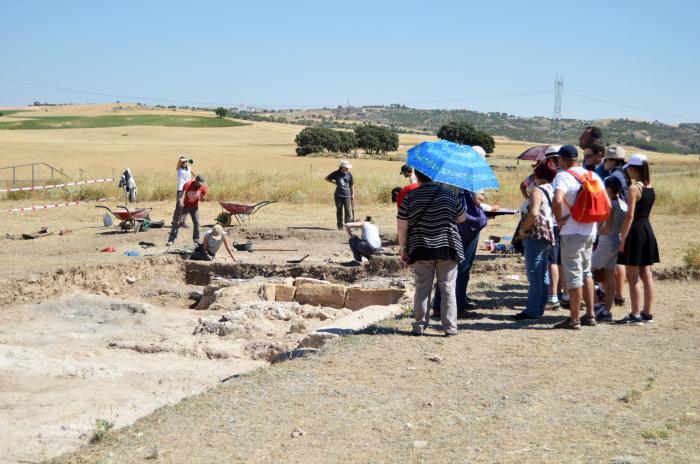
[0,201,90,214]
[0,178,114,193]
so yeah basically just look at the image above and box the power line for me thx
[565,90,699,123]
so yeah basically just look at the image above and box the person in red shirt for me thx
[167,175,208,245]
[396,181,420,209]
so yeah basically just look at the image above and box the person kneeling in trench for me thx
[189,225,236,262]
[344,216,382,266]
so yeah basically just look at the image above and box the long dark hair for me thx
[629,161,651,186]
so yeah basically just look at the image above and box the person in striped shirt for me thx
[397,169,467,336]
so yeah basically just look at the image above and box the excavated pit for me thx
[0,254,414,463]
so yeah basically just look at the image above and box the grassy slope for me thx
[0,114,248,130]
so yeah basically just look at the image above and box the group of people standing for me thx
[516,126,659,329]
[394,128,660,336]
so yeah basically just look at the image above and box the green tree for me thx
[354,124,399,154]
[214,107,228,118]
[437,121,496,153]
[294,127,356,156]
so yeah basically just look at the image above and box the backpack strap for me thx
[566,168,586,184]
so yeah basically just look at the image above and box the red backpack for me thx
[564,169,610,223]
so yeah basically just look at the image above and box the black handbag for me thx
[511,220,524,254]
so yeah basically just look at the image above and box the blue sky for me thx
[2,0,699,123]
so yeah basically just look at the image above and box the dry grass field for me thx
[2,103,698,213]
[1,104,699,463]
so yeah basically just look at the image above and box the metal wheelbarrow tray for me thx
[216,200,276,226]
[96,205,152,232]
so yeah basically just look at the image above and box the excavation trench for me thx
[0,256,412,463]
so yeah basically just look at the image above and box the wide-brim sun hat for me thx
[605,146,626,161]
[339,160,352,169]
[544,145,561,158]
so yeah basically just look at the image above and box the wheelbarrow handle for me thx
[95,205,114,214]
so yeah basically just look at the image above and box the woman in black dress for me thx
[617,154,659,325]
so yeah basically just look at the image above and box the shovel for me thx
[286,254,309,264]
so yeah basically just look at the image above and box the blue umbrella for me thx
[406,140,500,191]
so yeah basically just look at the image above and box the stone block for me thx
[294,283,347,308]
[344,287,406,310]
[274,284,296,302]
[258,283,276,301]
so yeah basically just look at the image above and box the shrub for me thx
[90,418,114,444]
[684,243,700,271]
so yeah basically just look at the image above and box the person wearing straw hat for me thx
[190,224,236,261]
[325,160,355,230]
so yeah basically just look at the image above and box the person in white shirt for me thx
[174,156,195,227]
[551,145,609,330]
[190,224,236,261]
[344,216,382,265]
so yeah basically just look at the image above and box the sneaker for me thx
[545,300,561,311]
[512,312,537,321]
[580,314,597,327]
[552,317,581,330]
[444,328,458,337]
[615,313,644,325]
[559,293,570,309]
[641,313,654,323]
[594,304,613,322]
[614,296,625,306]
[166,241,174,246]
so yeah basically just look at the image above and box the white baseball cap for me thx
[623,153,647,169]
[339,160,352,169]
[472,146,487,158]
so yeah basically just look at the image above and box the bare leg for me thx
[640,265,655,316]
[615,264,625,300]
[569,286,583,321]
[626,265,641,316]
[582,277,595,318]
[548,263,559,300]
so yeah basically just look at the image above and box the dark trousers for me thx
[335,196,353,229]
[433,232,480,313]
[349,236,376,262]
[172,190,188,226]
[168,207,200,243]
[189,243,214,261]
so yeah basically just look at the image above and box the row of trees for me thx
[295,125,399,156]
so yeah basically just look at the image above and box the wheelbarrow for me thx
[216,200,276,226]
[96,205,152,232]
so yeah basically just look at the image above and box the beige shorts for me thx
[560,234,595,289]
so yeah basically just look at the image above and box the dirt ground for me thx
[52,277,700,464]
[1,200,698,463]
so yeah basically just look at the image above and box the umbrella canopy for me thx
[517,145,550,162]
[407,140,500,192]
